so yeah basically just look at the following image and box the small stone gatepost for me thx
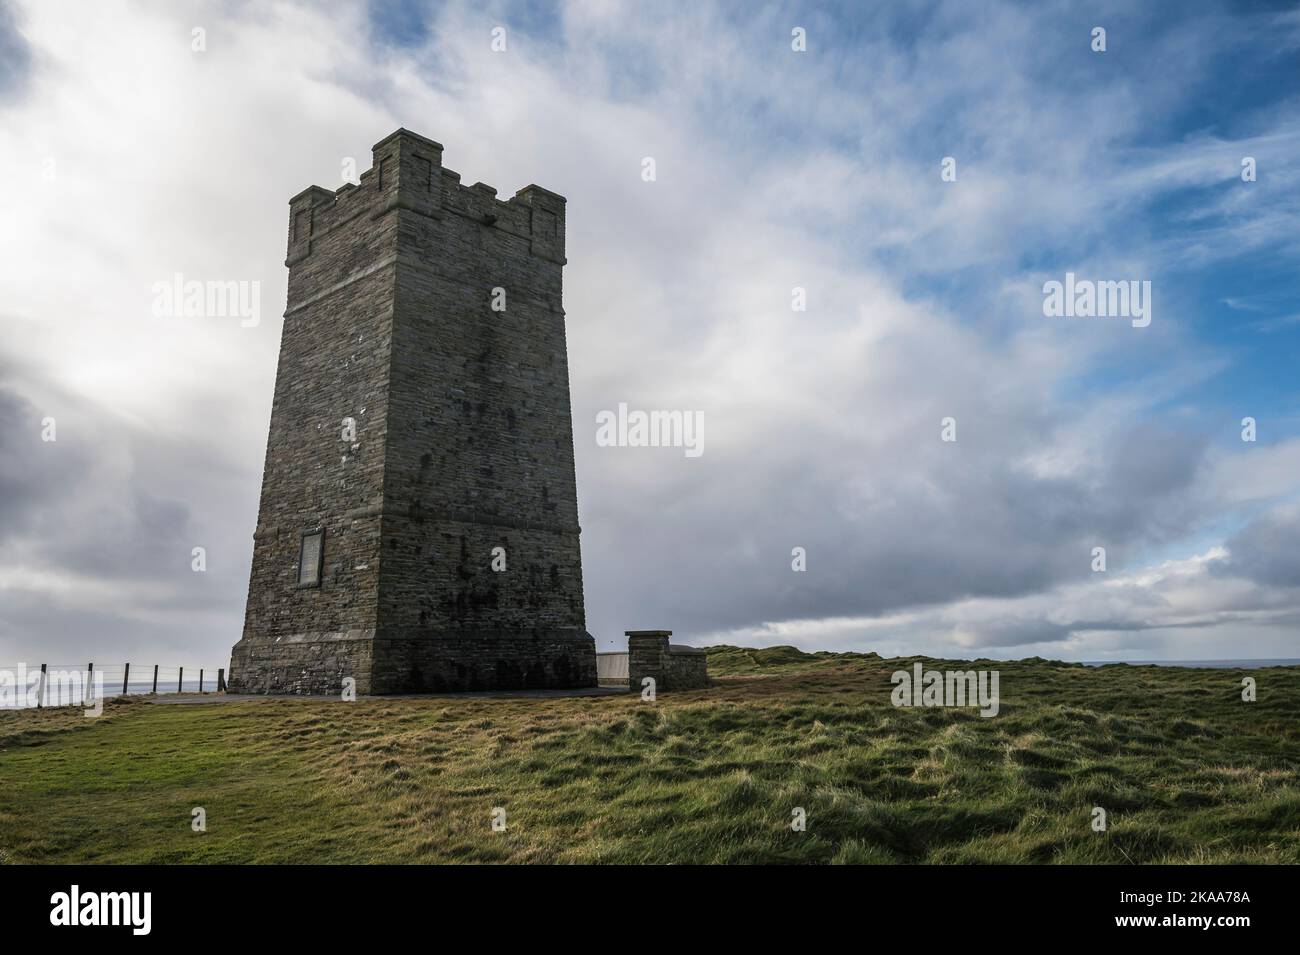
[626,630,709,692]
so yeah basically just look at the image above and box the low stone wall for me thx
[626,630,709,691]
[663,645,708,688]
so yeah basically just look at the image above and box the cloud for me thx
[1211,506,1300,588]
[0,0,31,97]
[709,546,1300,661]
[0,351,251,665]
[0,0,1298,667]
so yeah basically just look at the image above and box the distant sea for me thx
[1082,659,1300,669]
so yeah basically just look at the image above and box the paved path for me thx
[146,685,629,704]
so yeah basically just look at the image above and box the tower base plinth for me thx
[228,629,596,695]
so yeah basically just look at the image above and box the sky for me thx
[0,0,1298,670]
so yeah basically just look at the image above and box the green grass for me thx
[1,647,1297,863]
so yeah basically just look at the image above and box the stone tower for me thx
[228,129,596,694]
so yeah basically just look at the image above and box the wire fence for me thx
[0,662,226,710]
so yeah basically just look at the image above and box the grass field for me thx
[1,647,1297,864]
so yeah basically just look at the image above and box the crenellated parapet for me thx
[285,128,565,268]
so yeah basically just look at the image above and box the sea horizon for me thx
[1080,658,1300,668]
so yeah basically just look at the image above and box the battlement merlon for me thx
[513,183,567,265]
[284,128,565,266]
[370,127,445,221]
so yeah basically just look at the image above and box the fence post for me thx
[178,666,183,694]
[38,663,46,708]
[152,664,158,694]
[217,668,226,692]
[199,669,204,693]
[122,662,130,697]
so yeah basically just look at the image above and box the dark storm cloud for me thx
[579,418,1216,646]
[0,1,30,97]
[1212,508,1300,588]
[0,350,253,663]
[0,367,194,583]
[0,384,84,536]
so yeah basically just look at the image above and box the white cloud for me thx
[0,0,1297,664]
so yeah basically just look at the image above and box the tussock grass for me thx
[0,648,1296,863]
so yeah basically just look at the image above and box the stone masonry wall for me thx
[228,138,400,693]
[664,646,709,689]
[229,631,376,695]
[378,169,586,637]
[372,630,595,693]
